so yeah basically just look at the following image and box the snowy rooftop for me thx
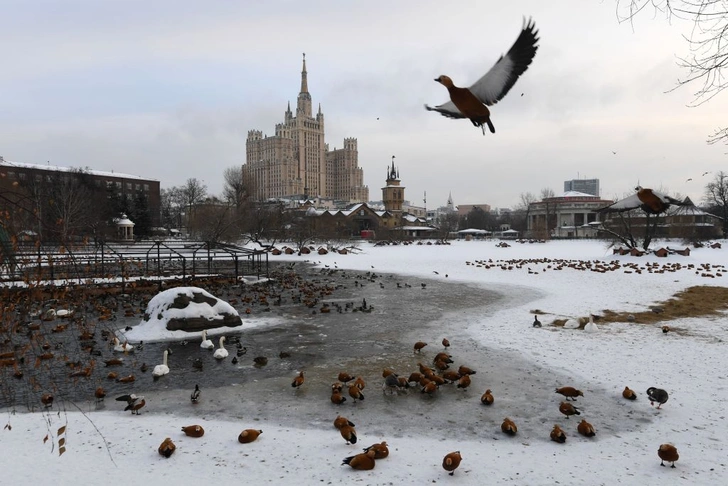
[1,159,158,181]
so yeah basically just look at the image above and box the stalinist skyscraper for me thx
[243,54,368,204]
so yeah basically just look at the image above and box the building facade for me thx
[243,55,368,204]
[0,157,161,231]
[563,178,600,197]
[527,191,613,238]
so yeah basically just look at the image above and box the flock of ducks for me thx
[1,262,684,474]
[465,257,726,279]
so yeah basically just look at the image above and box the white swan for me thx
[200,329,214,350]
[213,336,228,360]
[152,350,170,377]
[113,337,135,353]
[584,315,599,333]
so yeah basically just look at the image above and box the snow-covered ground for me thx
[4,239,727,485]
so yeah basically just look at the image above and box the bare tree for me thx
[704,170,728,236]
[616,0,728,144]
[222,166,247,209]
[178,179,208,232]
[540,188,556,238]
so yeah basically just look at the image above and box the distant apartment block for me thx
[564,178,600,197]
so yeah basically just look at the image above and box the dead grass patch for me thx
[600,285,728,325]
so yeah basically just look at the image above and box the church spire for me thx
[296,53,312,116]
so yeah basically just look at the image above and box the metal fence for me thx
[0,239,269,286]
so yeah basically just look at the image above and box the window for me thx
[135,184,141,190]
[126,182,132,190]
[7,171,15,179]
[144,184,149,191]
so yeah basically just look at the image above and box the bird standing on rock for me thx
[425,18,539,135]
[647,387,669,409]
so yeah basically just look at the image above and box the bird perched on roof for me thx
[658,443,679,468]
[597,187,690,215]
[647,387,669,409]
[442,451,462,476]
[190,384,201,403]
[116,394,145,415]
[425,18,539,134]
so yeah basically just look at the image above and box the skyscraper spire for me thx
[300,52,308,94]
[297,53,312,116]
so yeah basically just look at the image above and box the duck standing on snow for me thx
[533,315,541,328]
[658,443,679,468]
[647,387,669,409]
[213,336,228,360]
[152,349,170,378]
[200,329,214,350]
[584,315,599,333]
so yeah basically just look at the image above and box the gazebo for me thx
[116,214,135,241]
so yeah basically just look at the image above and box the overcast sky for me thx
[1,0,725,209]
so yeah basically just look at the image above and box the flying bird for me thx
[597,186,690,215]
[425,18,539,134]
[702,171,711,176]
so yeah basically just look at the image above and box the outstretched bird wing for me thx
[596,193,643,213]
[424,17,539,118]
[115,394,137,404]
[468,17,539,106]
[597,189,690,214]
[424,100,464,119]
